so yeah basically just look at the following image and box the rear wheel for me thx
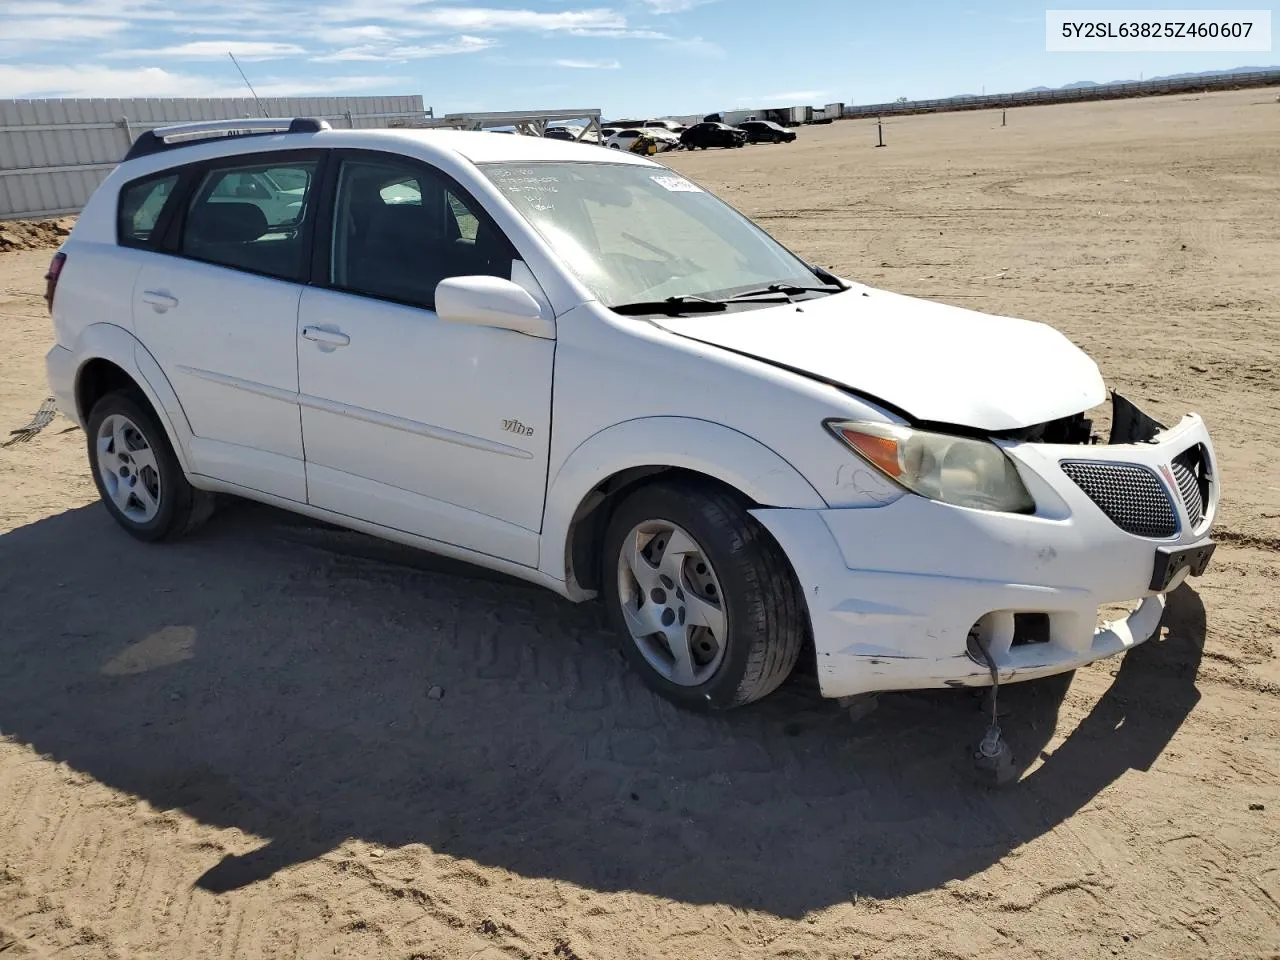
[601,481,807,711]
[86,391,214,542]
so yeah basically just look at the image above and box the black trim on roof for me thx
[123,118,329,162]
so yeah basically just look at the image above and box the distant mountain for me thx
[911,65,1278,106]
[1145,65,1278,82]
[1021,66,1279,93]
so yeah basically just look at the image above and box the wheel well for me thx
[76,358,143,423]
[566,466,756,594]
[565,465,817,677]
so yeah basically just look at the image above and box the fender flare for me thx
[72,323,195,475]
[538,416,825,584]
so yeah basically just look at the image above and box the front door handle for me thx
[301,326,351,347]
[141,290,179,311]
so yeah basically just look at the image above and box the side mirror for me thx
[434,276,555,339]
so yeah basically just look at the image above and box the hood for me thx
[651,284,1106,432]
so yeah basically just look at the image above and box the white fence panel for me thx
[0,94,426,220]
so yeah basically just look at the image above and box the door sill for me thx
[189,474,587,601]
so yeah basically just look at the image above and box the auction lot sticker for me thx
[651,175,703,193]
[1046,9,1272,51]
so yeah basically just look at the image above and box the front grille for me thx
[1172,444,1210,529]
[1060,461,1178,538]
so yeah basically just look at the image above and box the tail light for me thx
[43,251,66,313]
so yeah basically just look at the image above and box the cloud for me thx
[0,0,675,89]
[393,6,625,32]
[312,35,496,62]
[307,24,403,44]
[638,0,712,12]
[568,27,670,38]
[554,58,621,69]
[2,0,195,21]
[105,41,309,60]
[300,0,625,34]
[0,17,130,40]
[0,63,390,98]
[487,54,622,69]
[670,36,724,57]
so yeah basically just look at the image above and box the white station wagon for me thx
[44,118,1218,714]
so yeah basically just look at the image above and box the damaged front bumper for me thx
[751,398,1219,699]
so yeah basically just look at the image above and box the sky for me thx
[0,0,1275,117]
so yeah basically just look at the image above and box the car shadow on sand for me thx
[0,500,1205,917]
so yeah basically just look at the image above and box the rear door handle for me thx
[141,290,179,311]
[301,326,351,347]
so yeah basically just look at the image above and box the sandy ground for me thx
[1,88,1278,960]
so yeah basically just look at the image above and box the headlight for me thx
[826,420,1035,513]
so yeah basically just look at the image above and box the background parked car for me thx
[738,120,797,144]
[679,122,748,150]
[207,168,306,225]
[545,124,600,145]
[642,118,687,135]
[605,128,678,152]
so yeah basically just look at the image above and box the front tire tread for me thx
[602,480,808,710]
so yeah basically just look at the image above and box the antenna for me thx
[228,52,268,118]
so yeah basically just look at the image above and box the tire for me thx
[86,390,215,542]
[601,481,807,711]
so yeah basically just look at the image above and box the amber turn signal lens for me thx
[837,428,903,478]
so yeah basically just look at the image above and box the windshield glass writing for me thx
[480,162,818,307]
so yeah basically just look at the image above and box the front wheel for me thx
[86,391,214,542]
[601,482,807,711]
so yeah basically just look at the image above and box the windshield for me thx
[480,161,820,306]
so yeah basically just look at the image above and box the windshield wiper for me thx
[724,282,845,301]
[609,283,837,315]
[610,296,728,315]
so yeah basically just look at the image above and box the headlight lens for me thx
[827,420,1035,513]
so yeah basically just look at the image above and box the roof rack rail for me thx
[123,117,331,162]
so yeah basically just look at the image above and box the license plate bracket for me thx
[1149,541,1216,592]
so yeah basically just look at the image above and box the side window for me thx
[329,157,511,309]
[446,191,479,241]
[380,178,421,205]
[181,159,318,281]
[118,173,178,247]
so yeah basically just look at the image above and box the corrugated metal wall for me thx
[0,95,426,220]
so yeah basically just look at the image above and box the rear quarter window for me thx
[117,173,179,247]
